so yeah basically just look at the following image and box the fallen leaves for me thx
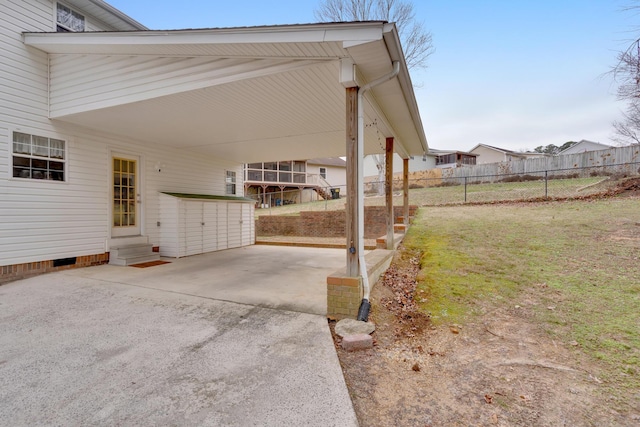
[379,247,431,337]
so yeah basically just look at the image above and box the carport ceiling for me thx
[24,22,428,163]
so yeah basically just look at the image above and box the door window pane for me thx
[113,158,137,227]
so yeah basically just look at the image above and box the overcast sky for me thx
[106,0,634,152]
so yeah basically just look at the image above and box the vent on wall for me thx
[53,257,77,267]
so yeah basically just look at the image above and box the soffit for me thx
[24,23,428,163]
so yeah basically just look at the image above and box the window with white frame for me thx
[56,3,85,32]
[319,167,327,179]
[226,171,236,195]
[12,132,66,181]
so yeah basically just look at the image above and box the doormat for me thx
[130,260,171,268]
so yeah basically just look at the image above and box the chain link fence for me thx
[371,162,640,206]
[248,162,640,215]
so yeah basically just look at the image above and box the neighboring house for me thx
[431,148,478,168]
[558,140,612,155]
[469,143,546,164]
[363,152,436,179]
[1,1,427,279]
[306,157,347,201]
[244,157,346,206]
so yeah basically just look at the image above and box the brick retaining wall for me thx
[257,205,417,238]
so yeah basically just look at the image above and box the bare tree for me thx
[610,3,640,144]
[613,100,640,145]
[314,0,434,70]
[611,38,640,144]
[612,39,640,101]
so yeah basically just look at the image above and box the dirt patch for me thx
[331,248,640,426]
[612,176,640,197]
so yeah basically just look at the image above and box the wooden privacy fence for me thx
[442,145,640,179]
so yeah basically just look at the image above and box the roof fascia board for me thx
[23,22,385,52]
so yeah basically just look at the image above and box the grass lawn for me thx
[402,196,640,403]
[254,176,614,218]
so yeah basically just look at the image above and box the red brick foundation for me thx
[0,253,110,285]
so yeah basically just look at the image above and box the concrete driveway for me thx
[0,246,358,426]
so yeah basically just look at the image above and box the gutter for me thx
[356,60,400,322]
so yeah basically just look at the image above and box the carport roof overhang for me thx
[24,22,428,163]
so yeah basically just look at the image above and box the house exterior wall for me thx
[307,163,347,190]
[0,0,244,269]
[469,145,507,164]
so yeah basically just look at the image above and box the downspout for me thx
[356,60,400,322]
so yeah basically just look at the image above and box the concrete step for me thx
[376,233,404,250]
[108,236,148,250]
[109,242,160,266]
[396,215,414,224]
[110,243,154,258]
[109,253,161,266]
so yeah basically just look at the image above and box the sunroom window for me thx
[12,132,66,181]
[56,3,85,32]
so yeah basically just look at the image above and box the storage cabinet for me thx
[159,193,255,258]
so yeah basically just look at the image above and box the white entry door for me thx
[111,154,141,237]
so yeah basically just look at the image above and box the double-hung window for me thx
[12,132,66,181]
[226,171,237,195]
[56,3,85,32]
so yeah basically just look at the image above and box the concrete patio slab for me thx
[66,245,346,315]
[0,246,357,426]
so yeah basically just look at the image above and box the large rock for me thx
[341,334,373,351]
[335,318,375,337]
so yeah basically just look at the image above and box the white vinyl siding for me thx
[1,0,247,267]
[1,0,51,131]
[1,125,243,266]
[0,135,109,266]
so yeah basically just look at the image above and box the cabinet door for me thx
[184,201,203,256]
[202,202,218,253]
[217,202,228,250]
[241,203,253,246]
[227,203,242,249]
